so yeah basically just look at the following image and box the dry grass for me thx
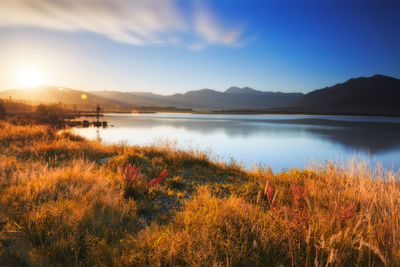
[0,121,399,266]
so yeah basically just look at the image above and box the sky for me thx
[0,0,399,94]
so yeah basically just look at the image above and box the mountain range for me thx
[91,87,303,110]
[0,86,126,106]
[288,74,400,115]
[1,74,399,115]
[0,85,303,110]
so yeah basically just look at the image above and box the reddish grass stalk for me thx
[146,170,168,189]
[290,184,310,228]
[333,203,357,226]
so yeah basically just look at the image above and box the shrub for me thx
[120,162,169,199]
[120,163,147,198]
[34,104,66,126]
[106,152,158,176]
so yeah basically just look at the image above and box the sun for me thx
[14,69,44,88]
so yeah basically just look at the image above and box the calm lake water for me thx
[73,113,400,171]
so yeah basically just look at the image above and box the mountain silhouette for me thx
[0,86,125,106]
[225,87,263,94]
[1,75,399,114]
[289,74,400,115]
[93,87,303,109]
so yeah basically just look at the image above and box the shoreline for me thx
[100,109,400,117]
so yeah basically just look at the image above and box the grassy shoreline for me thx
[0,121,399,266]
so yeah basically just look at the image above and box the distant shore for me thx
[100,108,400,117]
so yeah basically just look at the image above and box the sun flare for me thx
[14,69,44,88]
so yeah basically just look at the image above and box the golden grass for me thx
[0,121,399,266]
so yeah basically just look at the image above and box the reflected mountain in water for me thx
[74,114,400,170]
[101,114,400,154]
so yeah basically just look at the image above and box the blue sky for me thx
[0,0,399,94]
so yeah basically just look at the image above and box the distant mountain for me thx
[2,75,399,114]
[225,86,262,94]
[89,91,167,106]
[0,86,125,106]
[0,85,302,110]
[93,87,303,110]
[289,74,400,115]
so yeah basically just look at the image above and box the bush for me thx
[120,163,147,198]
[34,104,66,126]
[120,162,168,199]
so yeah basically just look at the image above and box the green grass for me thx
[0,121,399,266]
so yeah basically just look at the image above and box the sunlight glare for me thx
[14,69,44,88]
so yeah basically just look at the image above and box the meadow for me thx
[0,121,399,266]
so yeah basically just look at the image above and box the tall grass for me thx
[0,121,399,266]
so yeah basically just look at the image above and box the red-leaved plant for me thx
[120,162,168,198]
[120,163,146,198]
[146,170,168,189]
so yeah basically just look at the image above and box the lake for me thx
[72,113,400,171]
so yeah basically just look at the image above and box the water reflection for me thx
[73,113,400,170]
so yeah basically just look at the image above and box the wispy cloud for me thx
[192,1,243,48]
[0,0,245,49]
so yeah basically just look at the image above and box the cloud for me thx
[0,0,185,45]
[193,1,243,47]
[0,0,245,49]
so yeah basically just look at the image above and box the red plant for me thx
[290,184,310,228]
[333,203,357,226]
[121,163,144,187]
[120,163,146,198]
[146,170,168,189]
